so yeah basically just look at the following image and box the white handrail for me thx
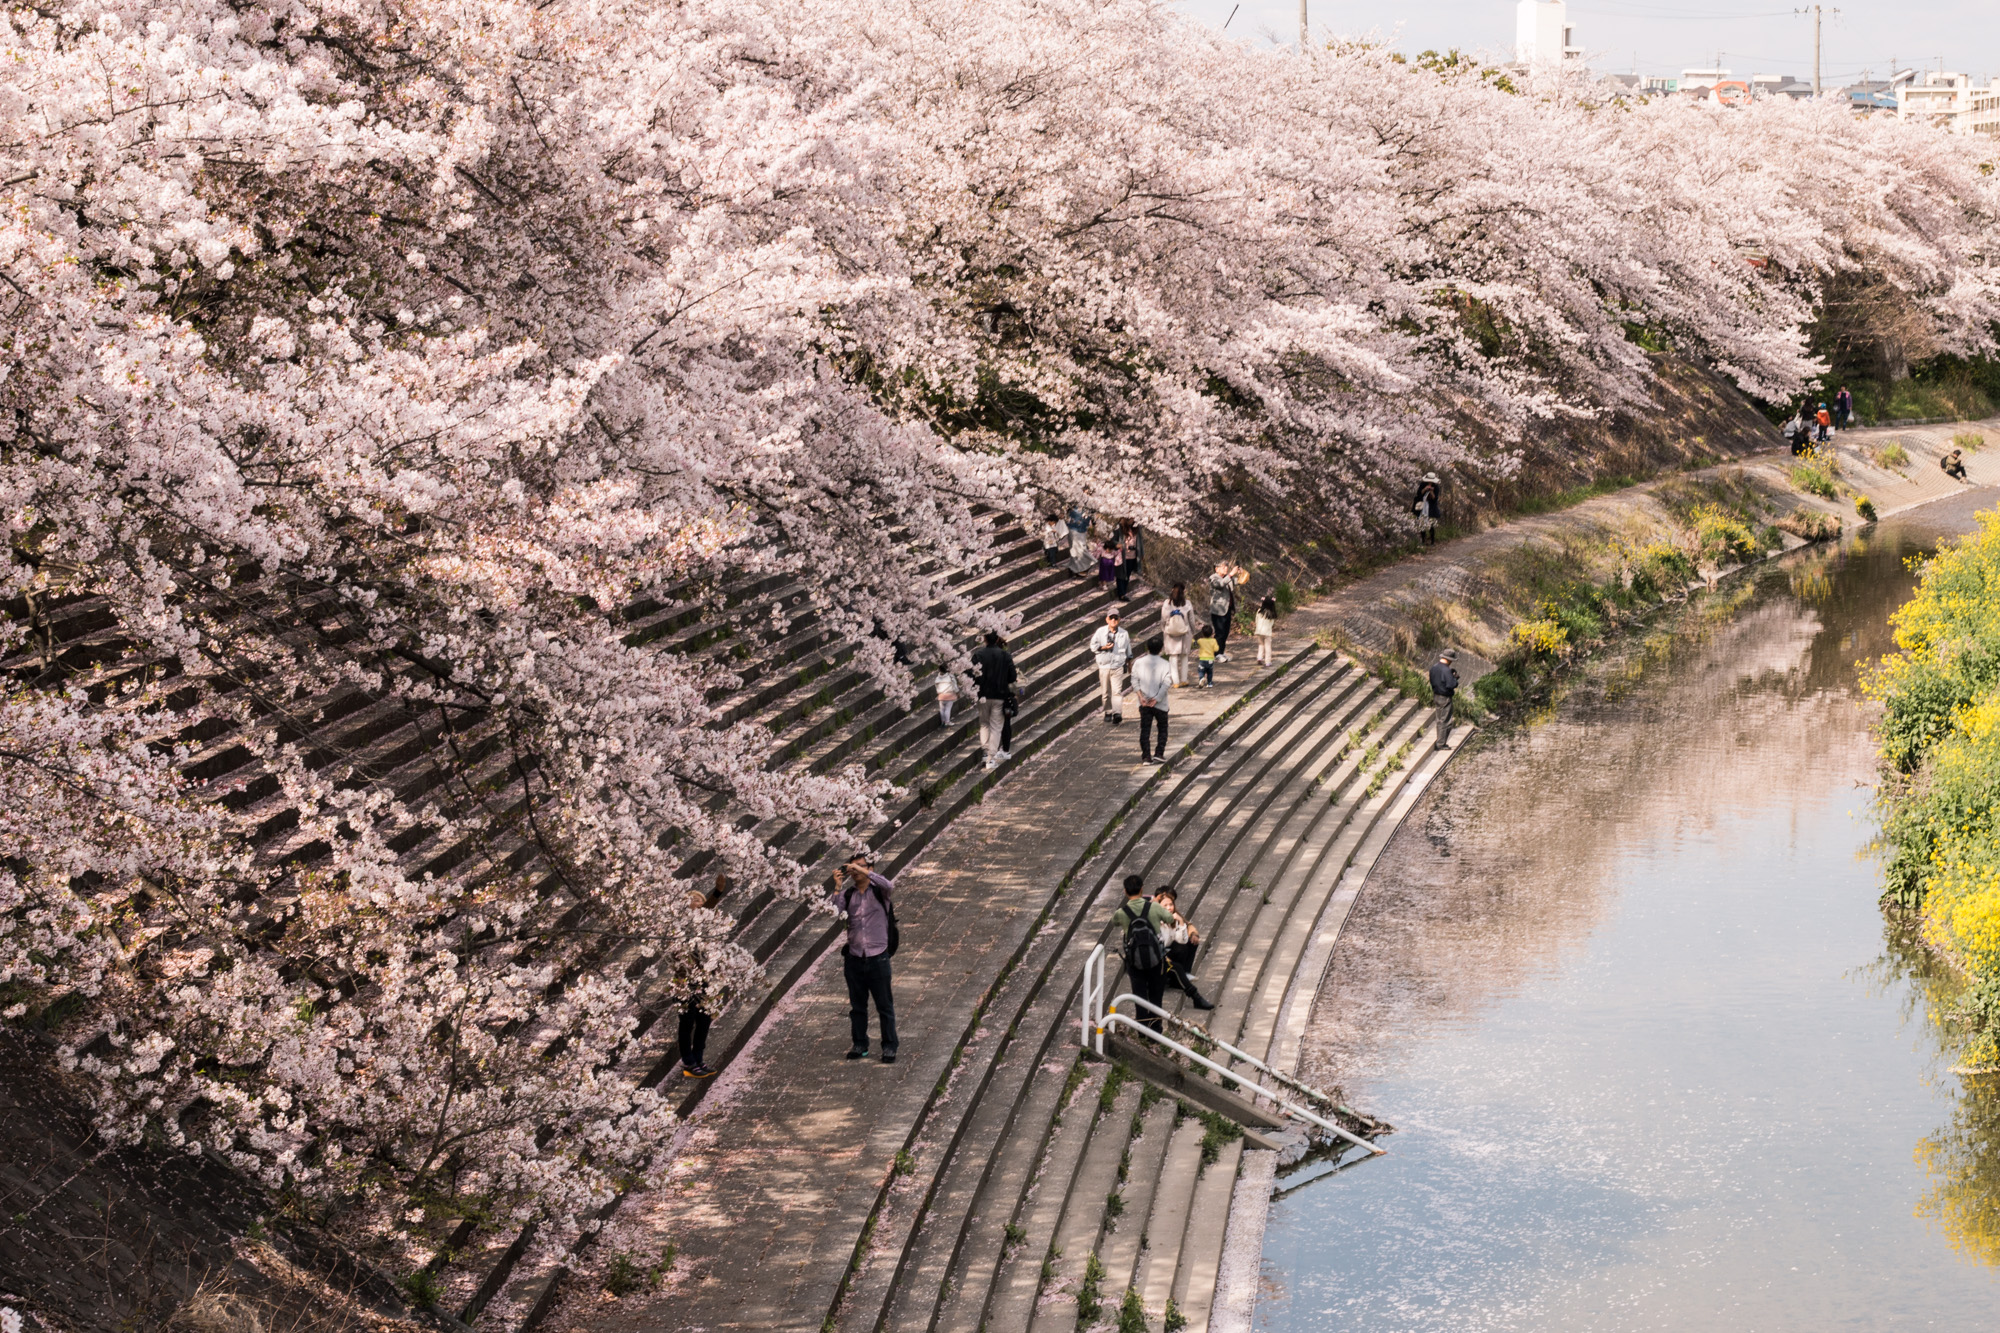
[1096,1009,1382,1155]
[1104,989,1364,1121]
[1079,944,1382,1155]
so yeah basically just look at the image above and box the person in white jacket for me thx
[1090,610,1132,723]
[1160,583,1196,685]
[1130,634,1175,763]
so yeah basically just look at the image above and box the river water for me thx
[1259,490,2000,1332]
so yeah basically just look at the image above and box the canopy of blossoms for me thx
[0,0,1993,1246]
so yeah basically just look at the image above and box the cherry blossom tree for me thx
[0,0,1993,1254]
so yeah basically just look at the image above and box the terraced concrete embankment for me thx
[558,612,1465,1332]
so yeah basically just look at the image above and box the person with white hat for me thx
[1413,473,1442,546]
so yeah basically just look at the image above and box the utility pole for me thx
[1812,4,1820,95]
[1299,0,1307,54]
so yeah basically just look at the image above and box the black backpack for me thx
[1121,901,1165,973]
[843,878,900,959]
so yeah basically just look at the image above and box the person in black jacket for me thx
[970,631,1017,769]
[1428,649,1459,751]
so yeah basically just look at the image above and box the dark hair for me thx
[1146,634,1165,655]
[1200,624,1214,637]
[983,630,1003,646]
[1171,582,1186,602]
[1154,886,1178,903]
[1123,873,1146,897]
[1260,596,1277,616]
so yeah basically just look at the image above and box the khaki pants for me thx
[1098,665,1125,716]
[1434,693,1454,748]
[978,698,1007,755]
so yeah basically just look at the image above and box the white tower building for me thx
[1515,0,1580,66]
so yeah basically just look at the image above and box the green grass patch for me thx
[1789,461,1837,499]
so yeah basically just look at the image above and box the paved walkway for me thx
[1302,416,2000,667]
[568,418,2000,1332]
[598,643,1293,1332]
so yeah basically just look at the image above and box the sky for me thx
[1167,1,2000,87]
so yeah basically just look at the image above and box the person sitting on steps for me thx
[1153,886,1215,1011]
[1943,448,1970,482]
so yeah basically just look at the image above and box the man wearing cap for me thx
[1428,648,1459,751]
[831,851,899,1063]
[1090,609,1132,724]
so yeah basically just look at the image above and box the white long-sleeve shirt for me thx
[1129,653,1174,711]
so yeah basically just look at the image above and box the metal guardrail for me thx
[1080,944,1384,1156]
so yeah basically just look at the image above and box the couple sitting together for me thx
[1113,875,1216,1028]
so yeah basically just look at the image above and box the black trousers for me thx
[1139,705,1168,759]
[678,1006,712,1068]
[1164,941,1210,1007]
[1115,562,1130,599]
[844,951,898,1054]
[1127,963,1167,1032]
[1213,616,1233,656]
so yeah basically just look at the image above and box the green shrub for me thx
[403,1268,444,1309]
[1955,431,1986,452]
[1856,495,1878,522]
[1117,1288,1148,1333]
[1790,461,1837,499]
[1509,616,1569,661]
[1474,669,1523,710]
[1629,542,1696,599]
[1377,659,1430,701]
[1879,441,1911,469]
[1691,504,1758,563]
[1077,1253,1106,1325]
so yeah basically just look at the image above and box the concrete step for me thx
[976,1062,1102,1333]
[852,655,1363,1333]
[1025,1078,1143,1333]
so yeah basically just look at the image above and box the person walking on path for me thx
[971,630,1016,768]
[1834,385,1853,428]
[1042,513,1068,566]
[1152,887,1215,1011]
[1066,504,1095,575]
[677,875,731,1078]
[1114,874,1173,1032]
[1113,527,1134,600]
[1253,595,1277,667]
[1091,610,1131,724]
[1943,448,1970,482]
[1160,583,1196,684]
[1131,633,1173,764]
[1428,648,1459,751]
[1413,473,1442,546]
[1194,624,1219,687]
[1814,403,1832,442]
[832,852,899,1063]
[1207,562,1247,662]
[934,666,961,728]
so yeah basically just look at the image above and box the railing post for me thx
[1082,944,1105,1055]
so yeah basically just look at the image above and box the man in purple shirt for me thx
[832,850,899,1063]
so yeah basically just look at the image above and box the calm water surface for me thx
[1259,490,2000,1332]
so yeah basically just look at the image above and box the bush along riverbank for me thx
[1325,469,1844,721]
[1867,508,2000,1070]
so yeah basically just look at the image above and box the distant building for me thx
[1898,71,2000,134]
[1515,0,1581,66]
[1750,73,1813,101]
